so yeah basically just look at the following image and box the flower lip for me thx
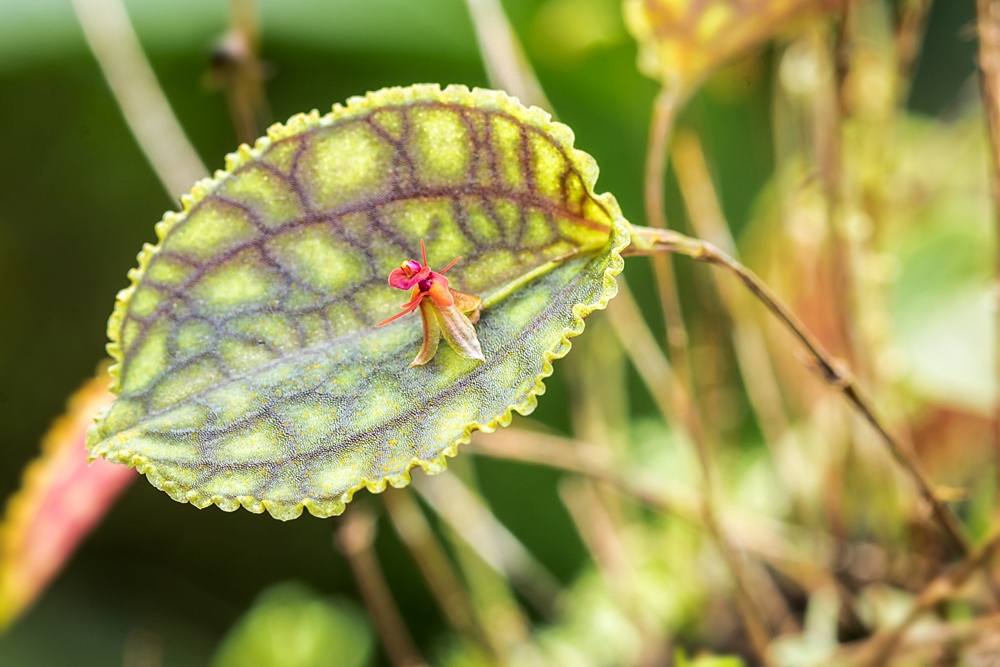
[388,263,431,291]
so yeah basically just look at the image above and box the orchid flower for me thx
[376,240,484,367]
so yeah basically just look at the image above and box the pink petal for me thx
[388,265,430,291]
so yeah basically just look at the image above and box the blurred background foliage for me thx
[0,0,993,665]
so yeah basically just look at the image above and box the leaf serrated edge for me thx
[89,83,632,520]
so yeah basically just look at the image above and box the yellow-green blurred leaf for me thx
[530,0,626,67]
[211,582,373,667]
[674,649,745,667]
[623,0,841,94]
[87,84,630,520]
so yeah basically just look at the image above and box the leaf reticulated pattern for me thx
[87,85,630,520]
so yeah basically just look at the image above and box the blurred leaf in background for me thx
[0,369,134,628]
[211,582,373,667]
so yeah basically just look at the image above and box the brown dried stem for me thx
[71,0,208,199]
[644,89,693,389]
[382,489,489,653]
[212,0,270,144]
[469,427,698,519]
[976,0,1000,510]
[607,281,775,665]
[468,429,796,552]
[626,225,972,557]
[843,527,1000,666]
[412,473,562,617]
[671,129,794,456]
[894,0,933,100]
[335,506,428,667]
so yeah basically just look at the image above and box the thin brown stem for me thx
[976,0,1000,514]
[644,89,692,385]
[558,477,634,604]
[606,281,687,431]
[627,225,972,557]
[382,489,489,653]
[412,473,562,617]
[894,0,933,103]
[71,0,208,200]
[469,428,698,518]
[212,0,270,144]
[671,130,794,457]
[335,506,427,667]
[845,527,1000,667]
[607,281,775,665]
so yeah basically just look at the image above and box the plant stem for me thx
[644,88,693,386]
[469,427,693,514]
[335,506,428,667]
[626,224,972,557]
[413,473,562,617]
[71,0,208,200]
[382,489,489,653]
[894,0,933,103]
[671,130,795,464]
[975,0,1000,513]
[214,0,270,144]
[845,526,1000,667]
[468,428,833,562]
[606,280,688,431]
[462,0,553,113]
[607,280,775,665]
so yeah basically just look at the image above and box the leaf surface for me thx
[87,84,630,520]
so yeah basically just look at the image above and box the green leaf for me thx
[211,582,373,667]
[87,84,630,520]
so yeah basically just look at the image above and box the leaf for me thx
[211,582,373,667]
[0,370,136,628]
[623,0,841,94]
[87,84,630,520]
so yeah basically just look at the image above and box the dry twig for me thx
[626,225,971,556]
[643,89,693,388]
[211,0,270,143]
[336,506,428,667]
[975,0,1000,510]
[607,281,776,665]
[413,473,562,617]
[672,130,795,458]
[382,489,489,653]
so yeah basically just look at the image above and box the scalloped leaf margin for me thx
[88,83,632,519]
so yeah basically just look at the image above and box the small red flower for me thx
[376,240,484,367]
